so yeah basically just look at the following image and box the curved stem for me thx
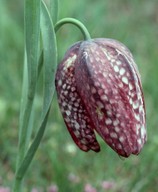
[55,17,91,41]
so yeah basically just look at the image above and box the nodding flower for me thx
[55,38,146,157]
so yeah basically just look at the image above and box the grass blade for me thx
[15,109,50,180]
[13,1,41,191]
[15,0,57,180]
[50,0,59,24]
[41,0,57,118]
[17,0,41,168]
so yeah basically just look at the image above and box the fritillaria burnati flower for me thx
[55,38,146,157]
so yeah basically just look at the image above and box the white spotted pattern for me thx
[55,38,146,158]
[74,38,146,157]
[55,43,100,153]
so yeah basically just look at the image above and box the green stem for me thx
[17,0,41,164]
[13,107,49,192]
[55,17,91,40]
[13,48,43,192]
[13,1,57,190]
[13,0,41,191]
[12,178,23,192]
[15,109,50,181]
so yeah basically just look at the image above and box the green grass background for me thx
[0,0,158,191]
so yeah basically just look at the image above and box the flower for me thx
[0,187,10,192]
[84,184,97,192]
[101,180,116,190]
[47,184,58,192]
[31,188,39,192]
[31,187,43,192]
[68,173,80,184]
[55,38,146,157]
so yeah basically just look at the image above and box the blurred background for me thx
[0,0,158,191]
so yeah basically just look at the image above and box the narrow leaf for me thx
[17,0,41,166]
[40,0,57,119]
[50,0,58,24]
[16,109,50,180]
[15,0,57,179]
